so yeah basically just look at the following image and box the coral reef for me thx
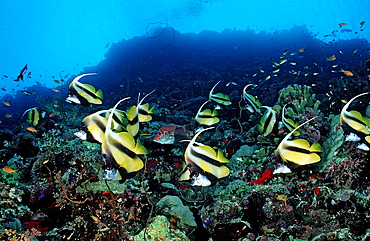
[1,73,370,241]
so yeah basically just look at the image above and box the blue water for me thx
[0,0,369,122]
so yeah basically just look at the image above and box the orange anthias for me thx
[2,167,16,173]
[326,55,336,61]
[340,69,354,76]
[27,126,38,133]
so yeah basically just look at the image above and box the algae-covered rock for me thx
[318,115,344,172]
[231,145,258,162]
[132,215,190,241]
[156,195,196,228]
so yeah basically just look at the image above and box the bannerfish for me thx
[138,103,155,122]
[275,117,323,167]
[340,92,370,149]
[257,106,277,136]
[22,107,45,126]
[281,105,300,136]
[195,100,220,126]
[242,84,262,113]
[126,90,155,138]
[102,97,148,182]
[209,81,232,106]
[75,108,126,143]
[153,125,192,144]
[179,126,230,186]
[66,73,103,107]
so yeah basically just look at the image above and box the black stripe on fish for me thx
[111,138,137,159]
[284,145,312,154]
[127,114,138,126]
[343,111,369,130]
[189,147,224,168]
[74,81,102,100]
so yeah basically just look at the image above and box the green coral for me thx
[0,183,30,217]
[132,215,190,241]
[231,145,259,163]
[219,180,252,200]
[156,195,197,228]
[33,129,66,154]
[0,166,19,186]
[278,84,321,118]
[318,115,344,172]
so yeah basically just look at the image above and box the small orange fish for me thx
[53,104,59,107]
[54,80,60,84]
[51,88,60,92]
[326,55,336,61]
[71,115,76,121]
[339,23,346,26]
[2,167,16,173]
[2,101,10,106]
[341,99,348,104]
[5,114,12,118]
[340,69,354,76]
[27,126,38,132]
[49,113,57,117]
[298,48,305,52]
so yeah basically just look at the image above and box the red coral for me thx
[250,169,274,185]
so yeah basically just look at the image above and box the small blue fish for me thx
[38,194,45,199]
[204,219,211,227]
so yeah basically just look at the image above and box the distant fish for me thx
[2,101,10,107]
[14,64,28,82]
[27,126,38,133]
[263,75,271,81]
[298,48,305,52]
[153,125,192,144]
[340,69,354,76]
[66,73,103,107]
[339,23,346,27]
[278,58,288,65]
[326,55,337,61]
